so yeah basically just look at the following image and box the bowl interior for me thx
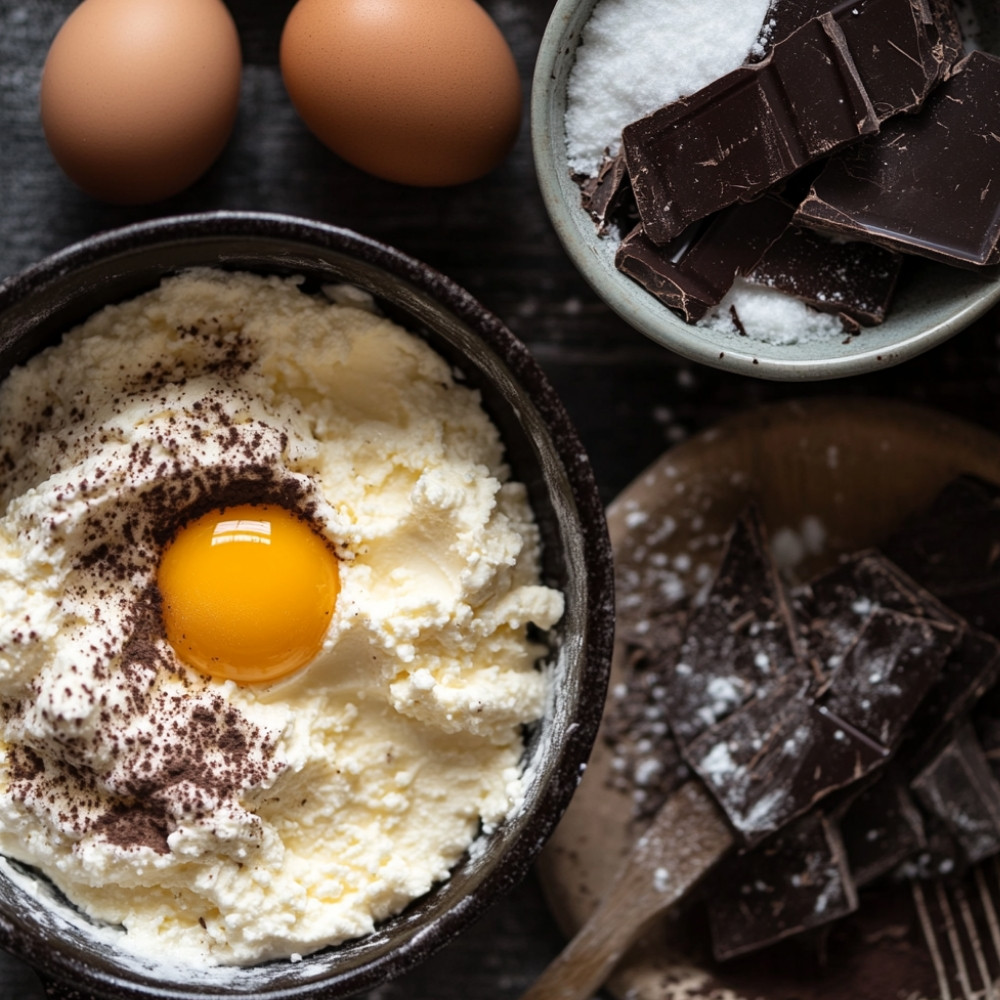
[531,0,1000,381]
[0,213,614,999]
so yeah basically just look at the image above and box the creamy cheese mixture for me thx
[0,269,563,965]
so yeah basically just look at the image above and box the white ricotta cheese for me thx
[0,269,563,965]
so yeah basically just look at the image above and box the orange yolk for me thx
[158,503,340,684]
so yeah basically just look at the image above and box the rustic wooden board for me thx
[539,399,1000,1000]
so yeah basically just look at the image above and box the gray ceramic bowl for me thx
[0,212,614,1000]
[531,0,1000,381]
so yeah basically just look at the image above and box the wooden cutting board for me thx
[537,397,1000,1000]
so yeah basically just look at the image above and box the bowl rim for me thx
[529,0,1000,382]
[0,210,616,999]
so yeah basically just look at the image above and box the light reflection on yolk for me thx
[158,504,340,684]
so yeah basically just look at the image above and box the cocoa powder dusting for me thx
[0,321,308,853]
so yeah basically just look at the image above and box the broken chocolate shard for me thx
[747,0,855,61]
[911,723,1000,865]
[662,506,800,748]
[615,196,796,322]
[791,549,960,690]
[913,629,1000,753]
[578,149,636,236]
[748,0,961,84]
[746,225,903,326]
[623,13,878,244]
[707,810,858,961]
[817,607,957,750]
[835,0,961,120]
[883,474,1000,637]
[796,51,1000,268]
[841,772,926,887]
[685,680,887,847]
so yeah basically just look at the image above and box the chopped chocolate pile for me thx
[574,0,994,334]
[604,474,1000,968]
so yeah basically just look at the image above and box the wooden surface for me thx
[542,399,1000,1000]
[1,1,999,998]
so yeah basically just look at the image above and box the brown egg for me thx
[40,0,242,205]
[280,0,522,187]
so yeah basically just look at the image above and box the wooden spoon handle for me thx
[520,782,734,1000]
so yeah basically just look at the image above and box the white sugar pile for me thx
[699,280,846,344]
[565,0,773,176]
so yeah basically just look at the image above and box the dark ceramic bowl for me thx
[0,212,614,1000]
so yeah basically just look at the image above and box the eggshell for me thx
[280,0,522,187]
[40,0,242,205]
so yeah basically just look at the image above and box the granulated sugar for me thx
[565,0,772,176]
[699,280,846,344]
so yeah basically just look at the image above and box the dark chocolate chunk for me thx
[748,0,961,82]
[578,149,636,236]
[792,549,960,690]
[817,608,957,750]
[748,0,854,60]
[883,475,1000,636]
[623,13,878,244]
[892,815,966,881]
[796,51,1000,268]
[911,723,1000,865]
[685,680,887,847]
[746,225,903,325]
[913,629,1000,755]
[614,195,795,322]
[841,772,926,886]
[834,0,960,120]
[707,810,857,961]
[662,506,799,748]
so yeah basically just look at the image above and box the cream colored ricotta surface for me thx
[0,269,563,965]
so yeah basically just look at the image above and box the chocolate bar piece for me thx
[623,0,957,245]
[796,51,1000,268]
[816,608,956,750]
[623,13,878,244]
[911,724,1000,865]
[841,772,926,886]
[792,549,960,689]
[685,679,887,847]
[662,507,799,748]
[913,629,1000,754]
[883,475,1000,637]
[749,0,961,81]
[707,810,857,960]
[578,149,636,236]
[746,225,903,326]
[833,0,960,120]
[615,196,796,322]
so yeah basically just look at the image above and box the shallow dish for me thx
[0,211,615,999]
[531,0,1000,381]
[537,396,1000,999]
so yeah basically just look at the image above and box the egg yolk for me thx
[158,504,340,684]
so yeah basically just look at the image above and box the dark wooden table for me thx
[2,2,999,997]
